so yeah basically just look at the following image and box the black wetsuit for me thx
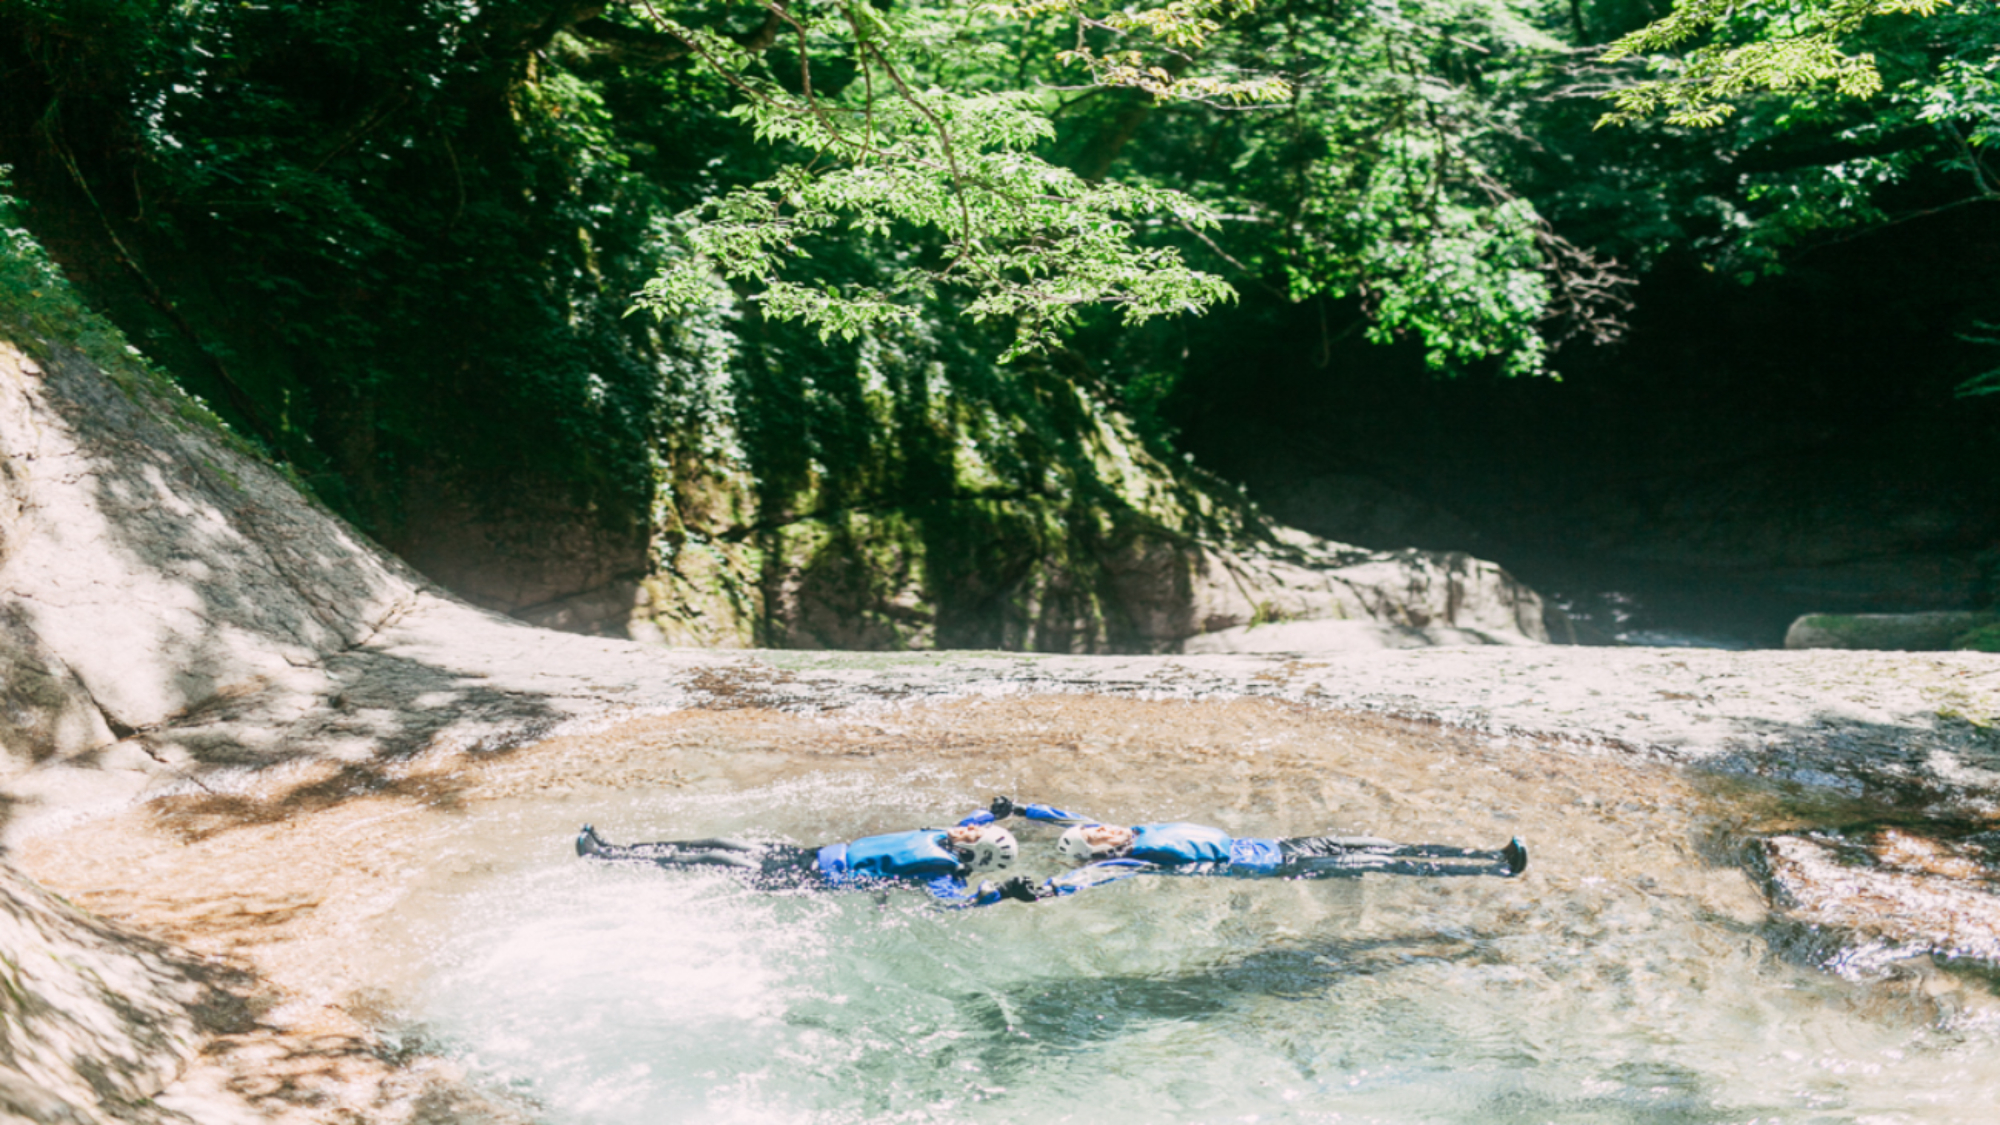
[575,822,1013,906]
[1273,835,1519,879]
[579,833,820,883]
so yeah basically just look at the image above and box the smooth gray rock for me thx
[0,342,422,741]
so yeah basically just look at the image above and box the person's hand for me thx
[998,875,1042,903]
[989,796,1015,820]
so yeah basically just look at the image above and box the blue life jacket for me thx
[1129,823,1234,865]
[816,829,960,884]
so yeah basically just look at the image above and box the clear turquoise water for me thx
[380,772,2000,1124]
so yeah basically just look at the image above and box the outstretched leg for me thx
[1277,835,1527,879]
[575,825,763,869]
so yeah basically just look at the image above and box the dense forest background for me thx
[2,0,1995,649]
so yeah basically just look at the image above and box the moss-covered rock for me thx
[1784,612,2000,652]
[1951,622,2000,653]
[545,349,1556,653]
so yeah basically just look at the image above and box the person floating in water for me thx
[986,800,1527,902]
[575,799,1024,907]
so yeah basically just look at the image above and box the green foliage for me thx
[3,0,708,526]
[1958,321,2000,399]
[999,0,1291,103]
[1494,0,1998,295]
[1955,622,2000,652]
[5,0,1993,626]
[1,171,169,388]
[1,173,104,355]
[629,0,1242,359]
[1105,0,1589,373]
[1600,0,1950,128]
[1,171,275,467]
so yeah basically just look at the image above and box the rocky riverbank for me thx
[8,634,1997,1124]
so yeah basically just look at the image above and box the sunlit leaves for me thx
[631,0,1244,357]
[1599,0,1953,128]
[1177,0,1582,374]
[990,0,1292,103]
[1290,126,1556,376]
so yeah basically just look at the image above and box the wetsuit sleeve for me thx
[1018,804,1096,827]
[1227,837,1283,875]
[957,795,1019,826]
[922,875,1008,908]
[1040,859,1158,897]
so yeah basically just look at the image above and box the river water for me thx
[326,701,2000,1125]
[21,696,1999,1123]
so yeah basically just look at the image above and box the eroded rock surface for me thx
[0,863,210,1124]
[0,341,421,745]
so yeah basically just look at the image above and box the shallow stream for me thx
[25,696,2000,1124]
[334,703,2000,1125]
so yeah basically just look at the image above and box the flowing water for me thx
[335,702,2000,1125]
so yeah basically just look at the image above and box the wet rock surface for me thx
[1761,826,2000,970]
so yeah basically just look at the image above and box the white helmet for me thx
[1058,824,1118,863]
[960,825,1018,875]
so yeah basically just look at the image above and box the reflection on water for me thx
[373,759,2000,1125]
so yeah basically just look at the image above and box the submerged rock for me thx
[1761,827,2000,970]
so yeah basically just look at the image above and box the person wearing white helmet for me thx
[576,798,1025,907]
[988,802,1526,902]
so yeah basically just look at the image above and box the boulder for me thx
[1783,611,2000,652]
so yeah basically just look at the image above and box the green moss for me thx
[1247,600,1287,628]
[1936,706,1994,730]
[1951,623,2000,653]
[1792,612,1998,651]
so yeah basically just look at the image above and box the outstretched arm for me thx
[923,874,1014,908]
[1015,802,1098,828]
[994,860,1160,903]
[956,796,1097,828]
[955,795,1021,827]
